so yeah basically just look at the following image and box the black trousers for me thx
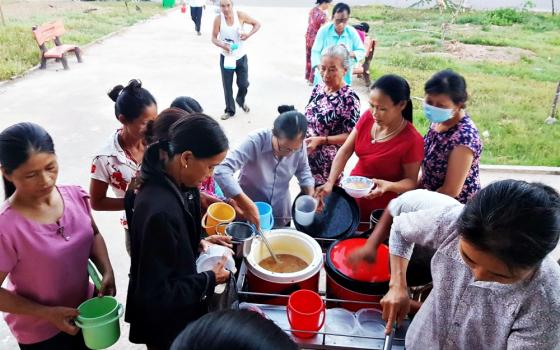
[220,54,249,116]
[19,331,88,350]
[190,6,203,32]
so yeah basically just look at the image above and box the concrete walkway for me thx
[0,5,558,349]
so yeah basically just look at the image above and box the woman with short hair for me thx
[305,44,360,185]
[311,2,365,86]
[214,105,315,228]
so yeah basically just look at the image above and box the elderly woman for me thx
[214,105,315,228]
[305,0,332,85]
[311,2,365,86]
[305,44,360,185]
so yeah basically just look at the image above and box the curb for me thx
[0,8,172,89]
[480,164,560,175]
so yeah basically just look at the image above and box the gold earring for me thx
[184,165,188,169]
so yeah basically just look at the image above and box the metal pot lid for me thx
[293,186,359,239]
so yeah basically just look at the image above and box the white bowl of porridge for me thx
[341,176,374,198]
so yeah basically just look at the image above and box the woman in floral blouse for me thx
[420,70,482,203]
[305,44,360,185]
[90,79,157,255]
[305,0,331,85]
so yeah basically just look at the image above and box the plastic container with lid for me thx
[325,238,390,311]
[325,308,358,336]
[355,308,386,337]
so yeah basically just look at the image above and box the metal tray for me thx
[235,260,410,350]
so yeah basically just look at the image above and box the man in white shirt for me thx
[211,0,261,120]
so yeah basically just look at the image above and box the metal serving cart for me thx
[234,236,410,350]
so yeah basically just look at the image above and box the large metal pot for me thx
[218,222,255,259]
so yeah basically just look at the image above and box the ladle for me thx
[256,228,281,264]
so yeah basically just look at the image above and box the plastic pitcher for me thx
[287,289,325,338]
[201,202,236,235]
[255,202,274,231]
[294,195,317,226]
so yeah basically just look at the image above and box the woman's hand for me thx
[43,306,80,335]
[205,234,233,249]
[347,246,377,268]
[364,179,390,200]
[380,285,410,335]
[305,137,323,154]
[98,270,116,297]
[314,181,334,212]
[212,255,231,285]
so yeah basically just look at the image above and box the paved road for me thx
[0,4,558,349]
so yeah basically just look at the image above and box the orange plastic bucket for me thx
[201,202,236,235]
[287,289,325,338]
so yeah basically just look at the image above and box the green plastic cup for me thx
[75,296,123,349]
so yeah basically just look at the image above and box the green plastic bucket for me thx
[75,296,123,349]
[162,0,175,8]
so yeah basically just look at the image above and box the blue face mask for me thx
[423,102,453,123]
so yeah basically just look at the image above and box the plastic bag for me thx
[208,271,239,312]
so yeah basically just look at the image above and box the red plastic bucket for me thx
[287,289,325,338]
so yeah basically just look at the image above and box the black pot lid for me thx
[292,186,359,239]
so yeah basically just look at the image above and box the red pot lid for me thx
[329,238,390,283]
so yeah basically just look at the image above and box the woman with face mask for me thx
[381,180,560,349]
[420,70,482,203]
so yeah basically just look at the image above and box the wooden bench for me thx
[353,37,376,87]
[32,20,82,70]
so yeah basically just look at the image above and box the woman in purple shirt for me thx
[420,69,482,203]
[0,123,115,349]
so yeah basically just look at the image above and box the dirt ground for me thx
[419,41,535,62]
[443,41,535,62]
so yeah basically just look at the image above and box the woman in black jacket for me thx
[125,113,232,350]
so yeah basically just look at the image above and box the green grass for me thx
[353,5,560,166]
[0,2,164,80]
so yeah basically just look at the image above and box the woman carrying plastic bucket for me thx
[0,123,116,349]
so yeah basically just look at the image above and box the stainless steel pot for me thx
[218,222,255,258]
